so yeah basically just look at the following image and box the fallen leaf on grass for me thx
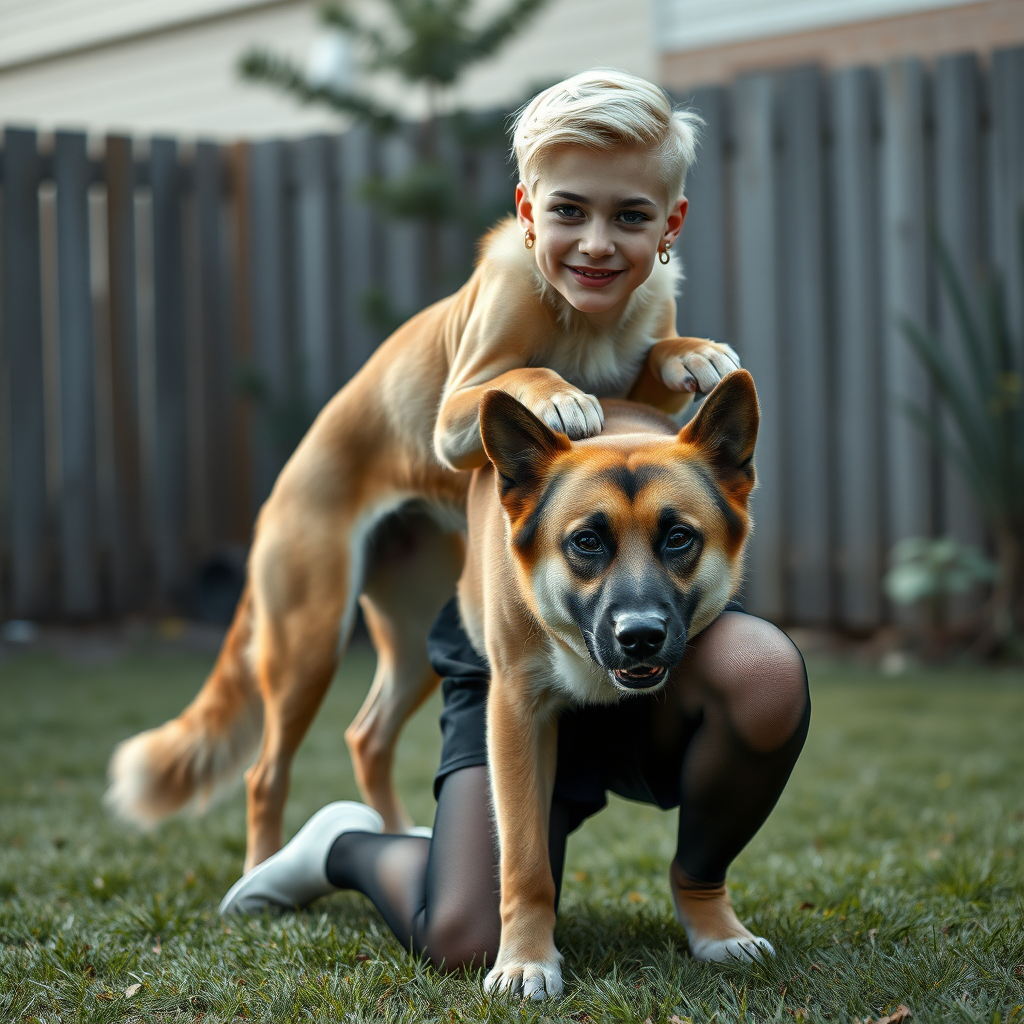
[124,983,142,998]
[95,992,113,1002]
[857,1004,911,1024]
[799,901,815,910]
[152,935,161,955]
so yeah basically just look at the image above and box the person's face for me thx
[516,145,687,324]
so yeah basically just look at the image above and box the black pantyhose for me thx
[326,612,810,972]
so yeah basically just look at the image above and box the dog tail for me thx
[105,584,263,827]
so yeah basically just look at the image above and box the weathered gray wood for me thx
[880,59,933,559]
[247,140,290,505]
[934,54,985,565]
[779,66,831,624]
[54,130,98,615]
[293,135,336,412]
[830,67,884,630]
[673,86,729,345]
[381,132,423,326]
[150,137,189,605]
[990,46,1024,351]
[3,127,49,616]
[335,126,379,385]
[194,140,234,547]
[104,135,144,610]
[731,74,784,620]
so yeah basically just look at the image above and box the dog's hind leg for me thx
[242,524,358,872]
[345,508,465,834]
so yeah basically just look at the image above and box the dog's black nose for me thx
[614,616,667,658]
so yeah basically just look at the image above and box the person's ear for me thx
[663,196,688,248]
[516,182,536,236]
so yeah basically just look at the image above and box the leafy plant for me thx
[900,214,1024,652]
[884,536,997,618]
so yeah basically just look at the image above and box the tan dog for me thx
[460,370,759,999]
[104,216,738,871]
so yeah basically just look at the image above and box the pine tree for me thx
[240,0,550,303]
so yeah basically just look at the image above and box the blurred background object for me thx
[0,0,1022,660]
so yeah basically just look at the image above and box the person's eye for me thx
[571,531,603,553]
[665,526,694,551]
[617,210,650,225]
[552,204,584,219]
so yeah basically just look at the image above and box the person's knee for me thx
[691,614,809,753]
[421,915,500,973]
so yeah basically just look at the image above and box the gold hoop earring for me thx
[524,231,535,250]
[658,242,671,265]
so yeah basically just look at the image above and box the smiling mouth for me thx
[567,265,624,287]
[612,665,668,690]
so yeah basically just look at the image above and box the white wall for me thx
[0,0,656,139]
[653,0,992,53]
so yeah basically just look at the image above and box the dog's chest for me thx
[543,330,652,398]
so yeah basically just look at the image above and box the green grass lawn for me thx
[1,639,1022,1023]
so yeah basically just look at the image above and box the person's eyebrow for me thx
[549,190,589,203]
[618,196,657,208]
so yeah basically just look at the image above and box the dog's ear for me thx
[480,389,570,502]
[678,370,759,493]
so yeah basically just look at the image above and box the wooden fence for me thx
[1,47,1023,627]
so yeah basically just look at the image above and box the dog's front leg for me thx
[484,682,562,1001]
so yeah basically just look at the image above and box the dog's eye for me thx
[665,526,694,551]
[572,531,603,553]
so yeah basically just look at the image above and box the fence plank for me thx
[934,54,985,565]
[54,130,98,615]
[779,66,831,624]
[294,135,336,412]
[335,126,379,386]
[247,140,290,506]
[674,86,729,345]
[880,59,933,560]
[150,137,189,605]
[990,46,1024,351]
[731,74,784,620]
[381,132,424,327]
[3,127,49,616]
[104,135,144,610]
[193,140,234,548]
[830,67,884,630]
[225,142,255,540]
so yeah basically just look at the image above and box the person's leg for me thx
[663,612,810,960]
[326,765,575,971]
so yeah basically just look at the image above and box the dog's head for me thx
[479,370,758,697]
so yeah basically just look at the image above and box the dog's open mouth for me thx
[612,665,668,690]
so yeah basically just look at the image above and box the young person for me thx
[219,70,810,974]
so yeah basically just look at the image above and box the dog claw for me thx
[484,960,563,1001]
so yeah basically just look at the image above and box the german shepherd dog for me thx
[104,216,738,871]
[460,370,759,1000]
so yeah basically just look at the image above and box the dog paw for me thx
[524,388,604,441]
[660,341,740,394]
[484,958,563,1001]
[689,934,775,964]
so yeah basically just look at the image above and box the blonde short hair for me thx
[511,69,702,202]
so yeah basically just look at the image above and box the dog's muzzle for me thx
[606,613,678,692]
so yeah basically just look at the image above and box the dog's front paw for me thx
[484,957,563,1002]
[659,339,740,395]
[518,385,604,441]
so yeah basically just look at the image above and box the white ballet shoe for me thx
[406,825,433,839]
[687,934,775,963]
[219,801,383,915]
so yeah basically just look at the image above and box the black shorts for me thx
[428,597,745,824]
